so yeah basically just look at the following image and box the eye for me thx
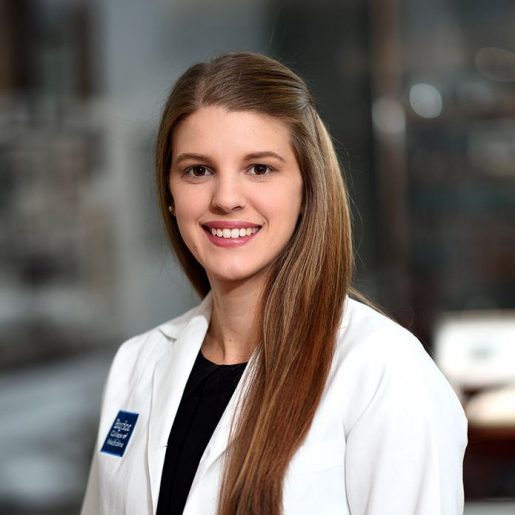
[185,165,212,177]
[249,163,273,175]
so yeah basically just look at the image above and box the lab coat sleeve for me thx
[80,350,121,515]
[81,448,100,515]
[80,334,150,515]
[343,325,468,515]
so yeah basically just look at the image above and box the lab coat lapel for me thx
[187,353,256,500]
[147,296,212,512]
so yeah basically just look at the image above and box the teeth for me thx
[209,227,259,239]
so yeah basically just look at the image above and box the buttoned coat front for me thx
[81,295,467,515]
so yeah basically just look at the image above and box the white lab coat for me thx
[81,294,467,515]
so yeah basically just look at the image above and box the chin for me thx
[208,264,270,287]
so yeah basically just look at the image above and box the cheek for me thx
[174,213,203,263]
[281,183,303,222]
[174,205,198,243]
[171,196,201,249]
[170,182,198,223]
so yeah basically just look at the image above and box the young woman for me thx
[81,53,467,515]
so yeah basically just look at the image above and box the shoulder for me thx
[333,297,467,434]
[337,296,431,366]
[333,299,467,513]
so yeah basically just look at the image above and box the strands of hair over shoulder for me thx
[155,53,353,515]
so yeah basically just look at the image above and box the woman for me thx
[81,52,467,515]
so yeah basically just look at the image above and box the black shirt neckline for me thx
[198,349,248,368]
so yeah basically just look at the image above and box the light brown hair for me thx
[156,52,353,514]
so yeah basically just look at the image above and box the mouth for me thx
[204,226,261,239]
[202,222,262,245]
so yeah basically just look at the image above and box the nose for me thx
[211,173,245,213]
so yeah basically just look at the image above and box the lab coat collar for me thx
[148,292,212,510]
[147,291,256,512]
[156,292,213,340]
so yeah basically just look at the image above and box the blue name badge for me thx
[100,410,139,457]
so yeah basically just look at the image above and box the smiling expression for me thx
[169,106,303,289]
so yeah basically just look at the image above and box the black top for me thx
[156,350,247,515]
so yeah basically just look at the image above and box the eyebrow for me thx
[173,151,286,166]
[245,151,286,162]
[173,153,210,165]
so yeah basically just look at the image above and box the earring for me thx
[168,205,174,214]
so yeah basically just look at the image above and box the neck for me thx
[203,275,264,365]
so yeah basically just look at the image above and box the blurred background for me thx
[1,0,514,513]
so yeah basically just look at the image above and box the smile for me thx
[209,227,260,239]
[202,222,262,247]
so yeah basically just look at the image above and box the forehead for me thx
[172,106,296,160]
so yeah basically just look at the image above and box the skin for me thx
[170,106,303,364]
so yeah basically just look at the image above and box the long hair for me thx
[156,52,353,514]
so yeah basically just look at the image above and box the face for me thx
[170,106,303,290]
